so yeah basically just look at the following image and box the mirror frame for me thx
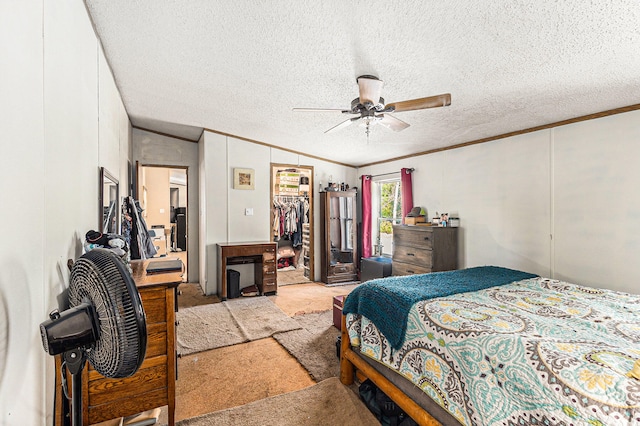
[100,167,119,234]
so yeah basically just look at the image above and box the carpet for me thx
[176,378,378,426]
[277,266,310,286]
[176,297,301,355]
[269,282,359,317]
[273,310,340,382]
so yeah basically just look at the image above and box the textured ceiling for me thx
[85,1,640,166]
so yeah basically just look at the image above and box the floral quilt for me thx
[346,277,640,425]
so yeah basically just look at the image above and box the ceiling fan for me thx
[293,75,451,137]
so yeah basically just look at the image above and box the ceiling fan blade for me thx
[357,75,384,108]
[379,114,410,132]
[292,107,346,112]
[386,93,451,113]
[325,117,360,134]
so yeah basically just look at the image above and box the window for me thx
[373,178,402,256]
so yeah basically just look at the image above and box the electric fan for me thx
[40,248,147,426]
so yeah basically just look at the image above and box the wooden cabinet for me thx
[320,191,358,284]
[51,261,182,426]
[392,225,457,276]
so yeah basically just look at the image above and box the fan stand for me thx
[64,348,87,426]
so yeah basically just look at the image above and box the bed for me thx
[339,266,640,425]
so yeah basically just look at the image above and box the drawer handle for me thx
[265,271,275,275]
[407,270,415,274]
[424,237,430,240]
[407,253,415,256]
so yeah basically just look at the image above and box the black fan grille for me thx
[69,249,146,378]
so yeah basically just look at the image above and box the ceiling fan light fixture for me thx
[357,75,384,110]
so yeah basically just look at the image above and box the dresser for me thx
[54,260,182,426]
[217,241,277,299]
[392,225,458,275]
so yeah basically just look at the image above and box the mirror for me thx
[100,167,119,234]
[329,195,354,264]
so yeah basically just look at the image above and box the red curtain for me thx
[400,168,414,224]
[361,175,372,258]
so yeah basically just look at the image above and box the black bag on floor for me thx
[358,379,418,426]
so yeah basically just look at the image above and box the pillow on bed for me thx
[277,246,295,258]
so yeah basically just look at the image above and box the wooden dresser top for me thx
[130,259,183,289]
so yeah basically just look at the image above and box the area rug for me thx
[176,378,378,426]
[176,297,301,355]
[273,310,341,382]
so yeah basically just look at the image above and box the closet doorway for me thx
[271,164,314,286]
[137,165,189,279]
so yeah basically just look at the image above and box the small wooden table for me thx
[217,241,277,300]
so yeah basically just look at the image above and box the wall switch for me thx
[159,208,165,213]
[245,208,253,216]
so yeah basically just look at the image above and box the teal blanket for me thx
[343,266,538,349]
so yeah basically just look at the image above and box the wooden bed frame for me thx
[339,314,442,426]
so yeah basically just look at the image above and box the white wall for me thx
[200,131,357,295]
[0,1,132,424]
[552,112,640,292]
[132,129,200,282]
[359,111,640,295]
[0,2,45,424]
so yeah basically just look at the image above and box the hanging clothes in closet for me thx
[272,195,309,248]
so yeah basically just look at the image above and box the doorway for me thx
[271,164,314,286]
[137,165,189,279]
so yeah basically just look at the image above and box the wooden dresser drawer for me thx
[87,356,168,406]
[263,249,276,262]
[140,292,167,325]
[329,263,355,275]
[262,277,277,294]
[392,261,431,276]
[393,226,434,249]
[263,262,276,275]
[392,245,432,267]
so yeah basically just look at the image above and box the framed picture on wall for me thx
[233,168,255,190]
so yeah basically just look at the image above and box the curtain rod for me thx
[364,168,414,178]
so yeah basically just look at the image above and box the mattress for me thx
[346,275,640,425]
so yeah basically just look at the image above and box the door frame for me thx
[136,162,189,264]
[270,163,314,282]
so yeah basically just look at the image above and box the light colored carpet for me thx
[273,310,340,382]
[277,266,310,286]
[269,282,359,316]
[176,297,301,355]
[176,378,378,426]
[172,339,315,422]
